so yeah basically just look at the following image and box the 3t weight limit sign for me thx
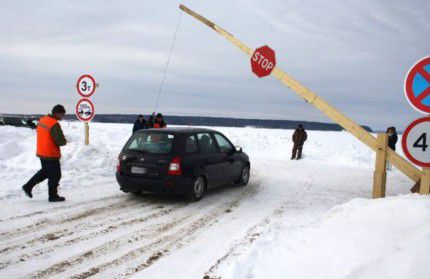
[402,117,430,167]
[77,75,97,98]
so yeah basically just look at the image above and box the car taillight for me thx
[168,157,182,176]
[117,157,121,173]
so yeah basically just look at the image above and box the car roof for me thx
[137,127,217,134]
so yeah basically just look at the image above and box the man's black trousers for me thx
[292,144,303,159]
[24,158,62,197]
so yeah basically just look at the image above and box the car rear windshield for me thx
[125,132,175,154]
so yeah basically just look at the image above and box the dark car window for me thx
[125,132,174,154]
[214,133,234,153]
[185,134,198,153]
[197,133,217,154]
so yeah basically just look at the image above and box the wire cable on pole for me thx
[153,10,183,113]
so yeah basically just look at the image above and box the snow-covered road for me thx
[0,123,429,279]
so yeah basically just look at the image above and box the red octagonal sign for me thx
[251,45,276,78]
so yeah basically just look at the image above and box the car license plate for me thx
[131,166,147,174]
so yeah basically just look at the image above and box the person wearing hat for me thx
[132,115,147,133]
[22,105,68,202]
[291,124,307,160]
[154,113,167,128]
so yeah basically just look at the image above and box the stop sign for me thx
[250,45,276,78]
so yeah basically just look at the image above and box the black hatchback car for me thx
[116,128,250,201]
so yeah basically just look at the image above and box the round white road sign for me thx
[402,117,430,167]
[75,98,95,122]
[76,74,96,98]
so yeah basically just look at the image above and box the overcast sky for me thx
[0,0,429,130]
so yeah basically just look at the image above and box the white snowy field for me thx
[0,122,429,279]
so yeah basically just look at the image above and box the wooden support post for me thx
[84,122,89,145]
[411,179,420,193]
[372,133,388,198]
[419,168,430,194]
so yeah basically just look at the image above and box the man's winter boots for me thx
[49,195,66,202]
[22,185,33,198]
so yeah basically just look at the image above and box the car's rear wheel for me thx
[235,165,250,186]
[185,176,206,202]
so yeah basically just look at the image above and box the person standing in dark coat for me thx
[387,127,398,151]
[291,124,307,160]
[22,105,67,202]
[132,115,147,133]
[386,126,398,170]
[147,114,155,128]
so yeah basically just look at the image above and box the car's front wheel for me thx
[185,176,206,202]
[235,165,250,186]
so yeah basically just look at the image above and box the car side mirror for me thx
[235,146,242,153]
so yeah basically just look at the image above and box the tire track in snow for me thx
[117,198,244,278]
[0,197,143,241]
[0,196,162,260]
[32,181,261,279]
[0,199,158,258]
[32,213,193,279]
[202,183,342,279]
[96,181,262,279]
[0,194,126,223]
[203,194,299,279]
[0,204,183,271]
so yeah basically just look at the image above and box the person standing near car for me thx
[22,105,67,202]
[147,114,155,128]
[132,115,147,133]
[386,126,398,170]
[291,124,307,160]
[154,113,167,128]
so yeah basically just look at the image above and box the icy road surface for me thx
[0,123,428,279]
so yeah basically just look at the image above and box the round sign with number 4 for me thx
[77,74,96,98]
[402,117,430,167]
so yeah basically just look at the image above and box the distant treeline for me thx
[62,114,372,132]
[1,113,373,132]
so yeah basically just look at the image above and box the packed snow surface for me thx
[0,122,429,279]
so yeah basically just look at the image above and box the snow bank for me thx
[0,122,132,197]
[217,128,378,168]
[222,194,430,279]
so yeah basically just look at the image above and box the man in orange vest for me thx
[22,105,68,202]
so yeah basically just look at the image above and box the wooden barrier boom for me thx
[179,4,421,183]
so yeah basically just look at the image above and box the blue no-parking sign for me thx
[405,56,430,114]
